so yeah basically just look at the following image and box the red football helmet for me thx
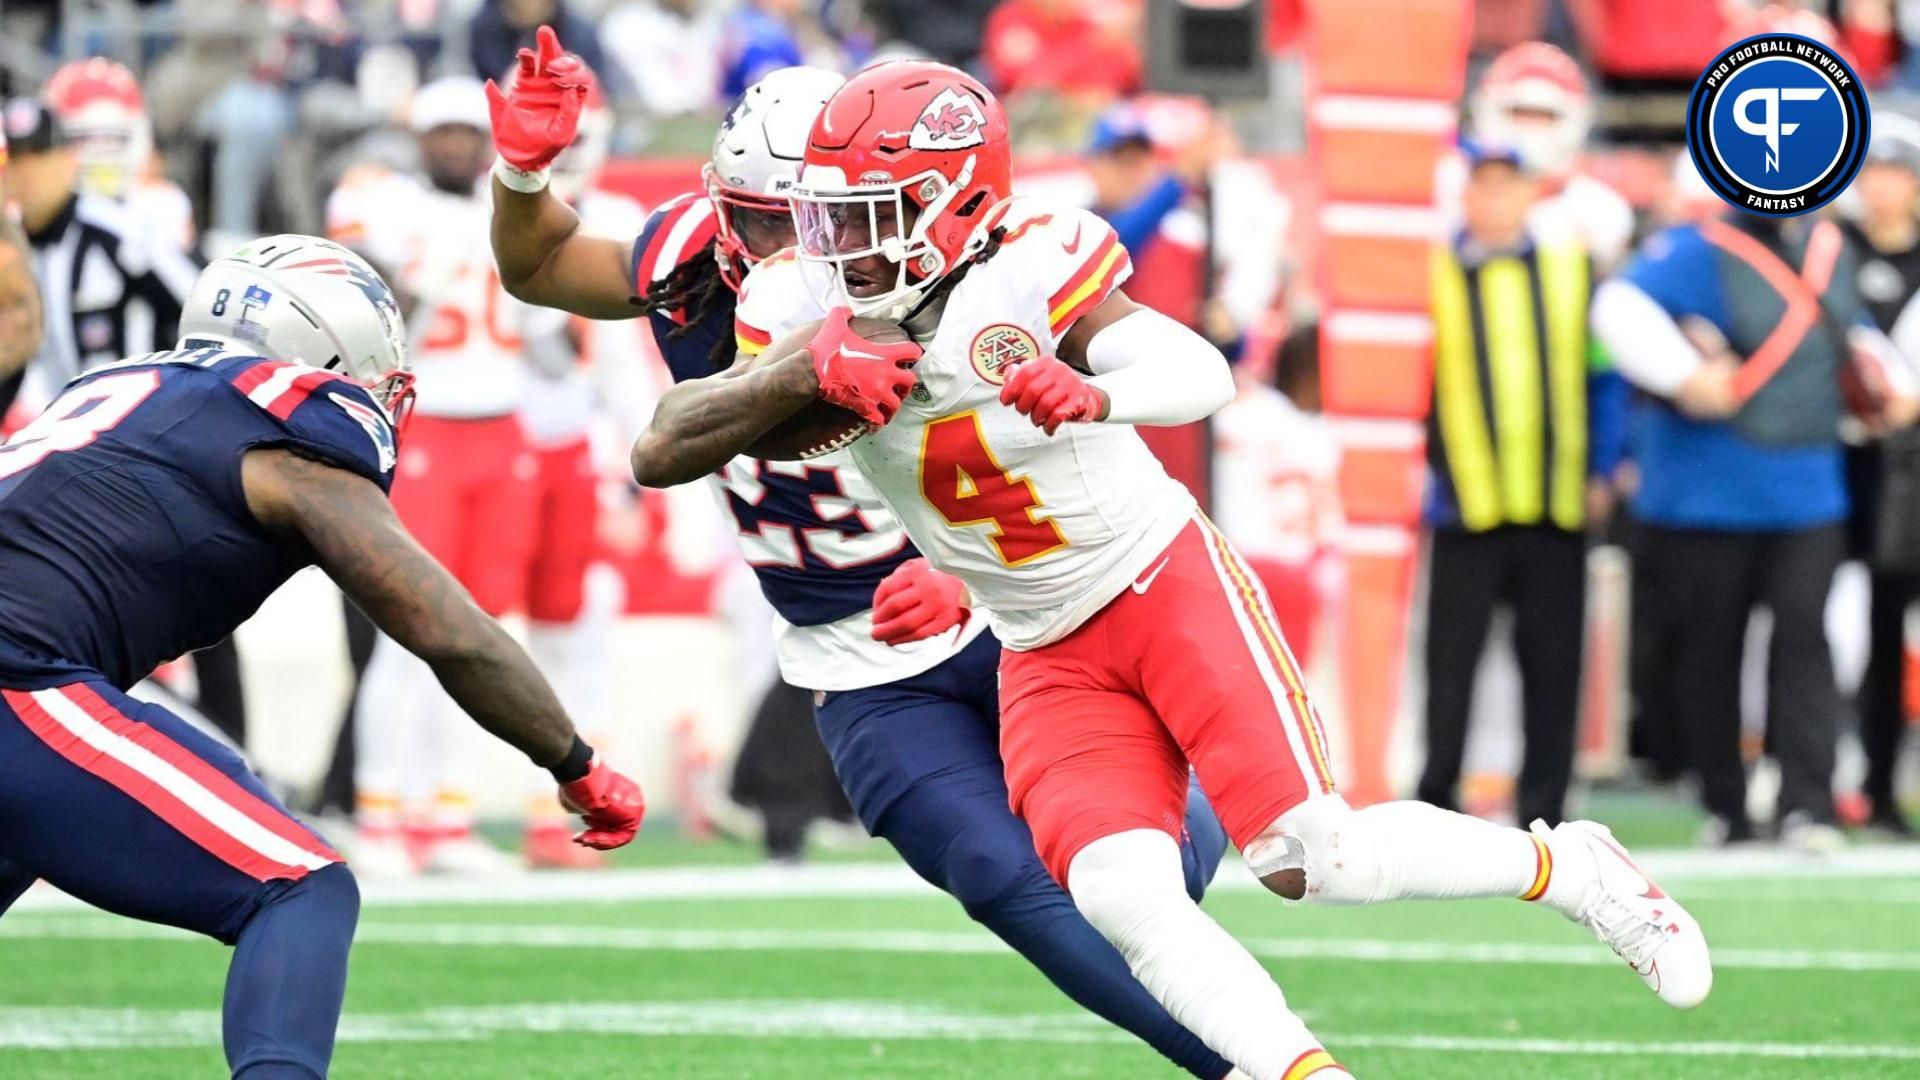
[790,60,1012,321]
[45,57,151,198]
[1471,42,1590,177]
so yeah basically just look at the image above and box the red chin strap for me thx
[373,370,418,443]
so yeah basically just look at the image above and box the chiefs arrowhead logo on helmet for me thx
[910,88,988,151]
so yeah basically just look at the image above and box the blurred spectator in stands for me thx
[1461,43,1634,270]
[144,3,294,256]
[1419,139,1626,829]
[982,0,1141,105]
[1593,203,1918,851]
[470,0,608,87]
[1212,321,1342,668]
[1839,118,1920,838]
[1563,0,1727,142]
[719,0,847,102]
[1079,98,1280,347]
[1470,0,1551,58]
[866,0,998,67]
[604,0,721,119]
[1833,0,1898,86]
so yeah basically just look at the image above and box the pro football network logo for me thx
[1686,32,1869,216]
[971,324,1039,385]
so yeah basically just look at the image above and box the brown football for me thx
[745,316,915,460]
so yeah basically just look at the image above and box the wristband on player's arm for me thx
[548,734,595,783]
[492,156,551,195]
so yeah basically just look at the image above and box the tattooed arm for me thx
[241,448,577,767]
[628,347,819,487]
[0,213,44,380]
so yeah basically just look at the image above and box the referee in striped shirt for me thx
[0,97,200,421]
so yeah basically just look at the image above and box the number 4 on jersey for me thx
[919,411,1066,566]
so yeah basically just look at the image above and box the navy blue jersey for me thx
[633,195,918,628]
[0,347,398,689]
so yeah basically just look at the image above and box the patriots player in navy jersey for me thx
[0,235,645,1079]
[488,34,1240,1080]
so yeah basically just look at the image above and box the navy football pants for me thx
[0,679,358,1078]
[815,632,1234,1079]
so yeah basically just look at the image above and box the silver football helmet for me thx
[179,235,414,424]
[704,66,845,291]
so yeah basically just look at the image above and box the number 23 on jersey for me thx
[919,411,1067,566]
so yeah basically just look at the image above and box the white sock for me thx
[1247,795,1546,905]
[353,632,434,831]
[1068,830,1339,1079]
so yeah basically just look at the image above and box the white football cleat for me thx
[349,830,419,880]
[1532,819,1713,1009]
[419,832,522,877]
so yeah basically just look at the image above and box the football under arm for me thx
[1058,291,1236,425]
[490,177,638,320]
[0,214,44,378]
[628,348,820,488]
[240,447,579,769]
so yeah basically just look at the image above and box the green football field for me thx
[4,798,1918,1079]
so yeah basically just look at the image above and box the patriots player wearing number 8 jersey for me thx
[488,33,1240,1080]
[0,235,643,1079]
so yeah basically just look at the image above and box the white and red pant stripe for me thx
[3,683,337,882]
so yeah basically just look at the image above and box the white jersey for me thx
[707,449,991,692]
[131,177,196,253]
[326,166,528,418]
[1211,385,1341,567]
[737,198,1196,651]
[518,189,649,446]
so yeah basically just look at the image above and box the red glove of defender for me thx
[484,25,592,173]
[1000,356,1107,435]
[871,558,970,646]
[558,755,646,850]
[806,307,922,427]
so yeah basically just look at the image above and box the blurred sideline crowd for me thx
[0,0,1916,874]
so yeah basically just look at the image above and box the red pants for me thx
[1243,556,1320,668]
[1000,516,1339,885]
[527,437,599,624]
[390,414,539,617]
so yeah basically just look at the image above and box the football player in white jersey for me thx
[643,60,1713,1077]
[486,33,1244,1080]
[327,76,541,875]
[44,58,197,252]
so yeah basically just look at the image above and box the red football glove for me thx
[557,754,646,850]
[484,25,592,173]
[871,558,971,646]
[999,355,1107,435]
[806,307,922,427]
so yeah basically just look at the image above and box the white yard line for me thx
[0,1000,1915,1061]
[6,916,1918,973]
[9,844,1920,912]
